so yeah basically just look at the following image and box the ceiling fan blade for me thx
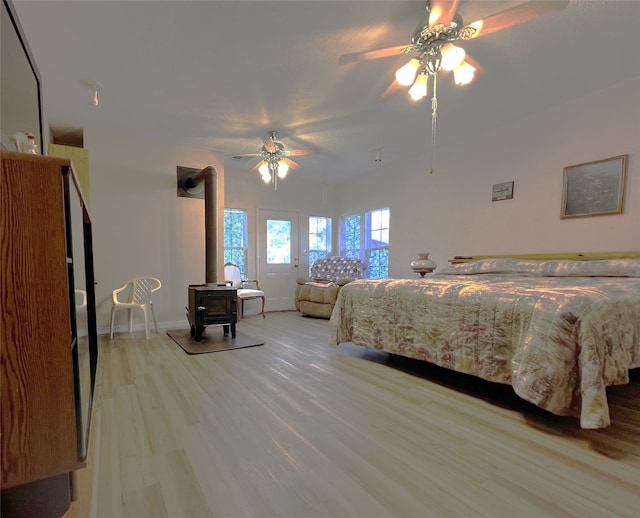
[286,148,319,157]
[460,0,569,40]
[251,161,263,173]
[380,79,405,100]
[284,158,301,171]
[464,53,482,74]
[230,152,260,159]
[428,0,460,28]
[339,44,412,65]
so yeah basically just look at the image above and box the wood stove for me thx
[188,285,237,342]
[181,165,240,343]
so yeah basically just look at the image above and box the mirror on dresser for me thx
[65,168,98,461]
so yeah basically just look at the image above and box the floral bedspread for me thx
[329,259,640,428]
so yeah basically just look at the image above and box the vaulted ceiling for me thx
[12,1,640,183]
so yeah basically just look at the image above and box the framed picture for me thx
[492,181,514,201]
[561,155,627,219]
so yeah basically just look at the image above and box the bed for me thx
[329,253,640,429]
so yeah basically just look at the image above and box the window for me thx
[308,216,331,274]
[365,208,389,278]
[223,208,248,274]
[266,219,291,264]
[339,209,389,278]
[339,214,361,260]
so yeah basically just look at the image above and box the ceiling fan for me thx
[231,130,318,189]
[339,0,569,172]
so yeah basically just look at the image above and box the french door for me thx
[257,209,299,312]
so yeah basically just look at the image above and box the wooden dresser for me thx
[1,152,98,516]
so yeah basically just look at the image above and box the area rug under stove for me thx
[166,328,264,354]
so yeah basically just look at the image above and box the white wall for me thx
[84,129,224,330]
[335,76,640,277]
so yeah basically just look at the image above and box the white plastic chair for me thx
[75,289,87,310]
[109,277,161,339]
[223,263,265,319]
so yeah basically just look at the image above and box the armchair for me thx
[223,262,266,319]
[295,257,366,319]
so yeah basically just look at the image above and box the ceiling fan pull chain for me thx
[430,73,438,175]
[271,160,278,190]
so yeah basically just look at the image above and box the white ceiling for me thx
[12,0,640,183]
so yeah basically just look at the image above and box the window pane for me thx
[309,250,326,269]
[339,210,389,278]
[371,210,381,229]
[267,219,291,264]
[365,208,389,278]
[343,250,360,260]
[309,216,330,250]
[340,214,360,257]
[309,216,331,274]
[224,208,247,274]
[367,248,389,278]
[366,208,389,248]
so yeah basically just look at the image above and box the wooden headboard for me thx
[449,251,640,264]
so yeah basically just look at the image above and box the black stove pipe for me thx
[180,166,218,284]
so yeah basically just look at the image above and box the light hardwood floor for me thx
[66,311,640,517]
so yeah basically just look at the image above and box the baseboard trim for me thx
[97,320,189,336]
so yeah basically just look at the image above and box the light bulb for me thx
[261,171,271,183]
[408,73,428,101]
[258,162,269,175]
[441,43,465,71]
[277,161,289,178]
[453,61,475,85]
[395,58,420,86]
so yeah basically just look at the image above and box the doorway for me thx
[257,209,299,312]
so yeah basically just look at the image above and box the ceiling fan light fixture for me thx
[277,161,289,179]
[338,0,570,174]
[235,130,316,189]
[395,58,420,86]
[408,73,429,101]
[258,161,270,179]
[453,61,475,85]
[441,43,465,71]
[425,51,443,75]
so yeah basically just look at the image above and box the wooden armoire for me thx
[1,152,98,517]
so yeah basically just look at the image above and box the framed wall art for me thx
[492,181,514,201]
[561,154,627,219]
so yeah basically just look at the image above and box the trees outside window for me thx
[365,208,389,278]
[224,208,248,274]
[266,219,291,264]
[308,216,331,274]
[339,214,361,260]
[339,209,389,278]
